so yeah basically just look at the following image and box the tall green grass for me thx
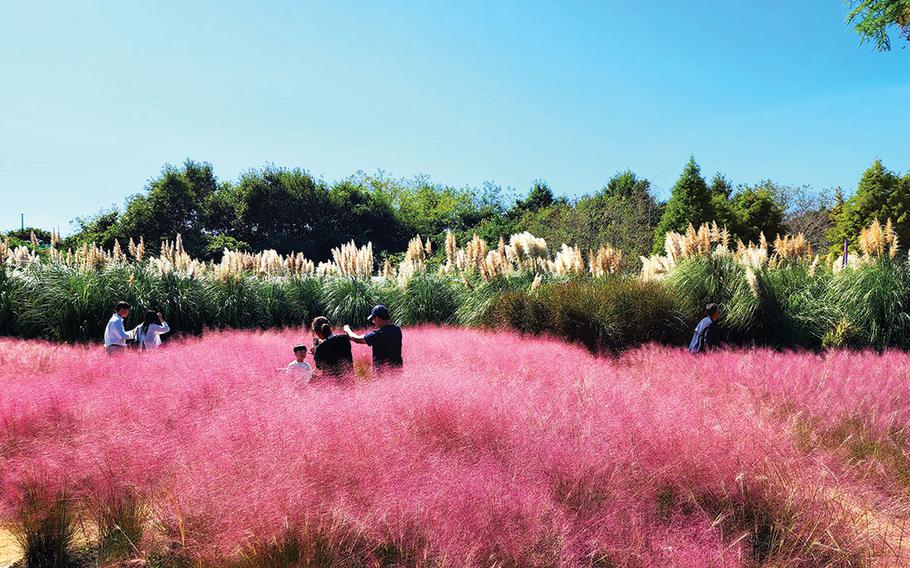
[385,272,460,326]
[5,257,910,351]
[483,277,686,353]
[825,258,910,350]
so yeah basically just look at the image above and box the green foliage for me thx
[320,278,380,327]
[846,0,910,51]
[94,487,147,562]
[653,158,714,253]
[483,278,686,353]
[0,268,21,335]
[827,160,910,253]
[386,272,460,326]
[731,184,786,244]
[519,171,660,264]
[5,227,52,246]
[69,210,119,249]
[666,256,832,349]
[665,255,743,326]
[233,167,330,258]
[455,273,535,327]
[11,487,79,568]
[114,160,219,255]
[825,258,910,350]
[710,174,739,233]
[204,235,249,259]
[509,180,557,219]
[14,265,117,341]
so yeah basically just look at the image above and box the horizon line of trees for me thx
[6,157,909,267]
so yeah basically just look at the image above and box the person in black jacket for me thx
[311,316,354,381]
[689,303,719,354]
[344,304,403,370]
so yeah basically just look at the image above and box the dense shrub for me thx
[483,277,686,352]
[667,257,832,349]
[5,249,910,352]
[825,258,910,350]
[385,272,459,326]
[320,277,380,327]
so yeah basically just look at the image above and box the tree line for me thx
[6,157,909,265]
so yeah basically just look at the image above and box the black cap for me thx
[368,304,391,322]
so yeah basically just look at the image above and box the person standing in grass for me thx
[103,301,134,355]
[311,316,354,380]
[344,304,403,369]
[132,310,170,351]
[689,303,719,354]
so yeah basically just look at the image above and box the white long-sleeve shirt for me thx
[103,313,133,347]
[133,321,171,350]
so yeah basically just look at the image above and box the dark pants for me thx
[105,344,126,356]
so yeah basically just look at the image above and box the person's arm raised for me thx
[343,325,369,344]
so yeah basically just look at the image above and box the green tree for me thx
[326,179,406,255]
[602,170,651,199]
[847,0,910,51]
[70,209,119,248]
[652,158,714,253]
[4,227,52,246]
[827,159,910,251]
[233,166,331,257]
[509,181,556,217]
[709,173,738,233]
[731,184,786,243]
[111,160,219,255]
[517,171,660,263]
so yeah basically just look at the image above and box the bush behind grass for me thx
[483,277,687,353]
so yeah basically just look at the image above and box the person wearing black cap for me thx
[688,303,719,354]
[344,304,403,369]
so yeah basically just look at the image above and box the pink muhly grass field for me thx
[0,327,908,566]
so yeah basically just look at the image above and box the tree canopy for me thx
[827,159,910,251]
[847,0,910,51]
[652,158,715,253]
[11,157,898,266]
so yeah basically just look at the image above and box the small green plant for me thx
[94,485,148,561]
[8,487,79,568]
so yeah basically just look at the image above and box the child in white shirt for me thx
[279,344,314,385]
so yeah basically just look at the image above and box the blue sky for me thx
[1,1,907,233]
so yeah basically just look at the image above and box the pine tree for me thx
[827,159,910,252]
[652,157,714,253]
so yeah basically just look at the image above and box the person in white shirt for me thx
[277,344,314,386]
[103,301,134,355]
[133,310,171,351]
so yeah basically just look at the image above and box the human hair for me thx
[140,310,159,338]
[293,344,307,354]
[311,316,332,338]
[114,301,132,312]
[705,303,719,317]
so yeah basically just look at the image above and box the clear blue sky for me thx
[1,1,907,234]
